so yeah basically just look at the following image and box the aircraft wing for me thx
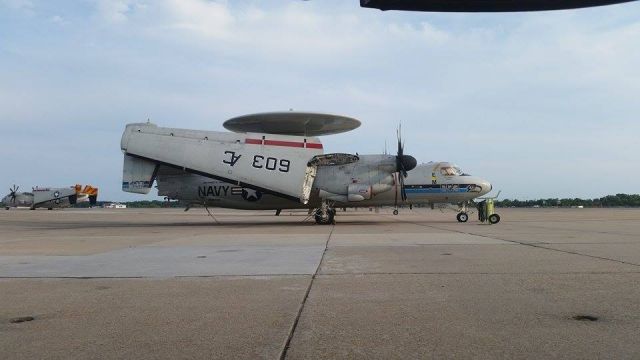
[121,122,324,202]
[360,0,634,12]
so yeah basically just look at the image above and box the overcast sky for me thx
[1,0,639,201]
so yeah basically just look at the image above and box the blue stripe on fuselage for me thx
[404,184,481,194]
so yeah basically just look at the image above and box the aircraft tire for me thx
[488,214,501,224]
[456,212,469,223]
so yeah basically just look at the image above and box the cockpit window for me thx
[440,166,463,176]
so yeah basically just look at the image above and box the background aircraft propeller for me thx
[8,184,19,203]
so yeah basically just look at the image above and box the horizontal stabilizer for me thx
[120,122,324,201]
[122,154,158,194]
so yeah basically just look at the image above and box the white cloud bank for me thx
[1,0,640,200]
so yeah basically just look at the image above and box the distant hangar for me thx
[360,0,636,12]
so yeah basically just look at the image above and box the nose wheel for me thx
[456,212,469,223]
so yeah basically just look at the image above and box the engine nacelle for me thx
[348,184,372,202]
[371,183,393,195]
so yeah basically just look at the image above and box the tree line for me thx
[75,193,640,209]
[495,194,640,208]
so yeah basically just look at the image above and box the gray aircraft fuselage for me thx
[157,162,491,210]
[3,189,74,210]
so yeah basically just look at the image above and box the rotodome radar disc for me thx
[223,112,361,136]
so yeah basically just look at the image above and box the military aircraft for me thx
[2,184,98,210]
[120,112,494,224]
[359,0,635,12]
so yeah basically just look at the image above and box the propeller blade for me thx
[8,184,19,202]
[395,124,403,175]
[394,123,414,203]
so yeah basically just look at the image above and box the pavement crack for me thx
[278,225,335,360]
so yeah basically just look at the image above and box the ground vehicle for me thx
[477,198,501,224]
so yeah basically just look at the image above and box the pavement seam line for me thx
[4,271,640,280]
[278,224,335,360]
[384,215,640,268]
[0,274,312,279]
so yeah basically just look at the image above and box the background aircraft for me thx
[2,184,98,210]
[359,0,635,12]
[121,112,493,224]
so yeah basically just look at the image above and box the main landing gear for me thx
[314,203,336,225]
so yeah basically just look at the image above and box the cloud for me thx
[49,15,67,25]
[1,0,33,10]
[96,0,133,23]
[164,0,234,39]
[0,0,34,16]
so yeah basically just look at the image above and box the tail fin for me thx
[122,154,158,194]
[73,184,99,205]
[85,185,98,205]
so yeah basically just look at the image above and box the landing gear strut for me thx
[456,201,469,222]
[314,204,335,225]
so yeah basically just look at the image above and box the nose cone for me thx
[479,180,492,196]
[401,155,417,172]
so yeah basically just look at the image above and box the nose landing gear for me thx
[456,201,470,222]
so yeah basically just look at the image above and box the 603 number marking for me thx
[252,155,290,172]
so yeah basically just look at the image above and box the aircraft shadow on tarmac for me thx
[3,217,455,230]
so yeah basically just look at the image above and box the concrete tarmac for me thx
[1,207,639,359]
